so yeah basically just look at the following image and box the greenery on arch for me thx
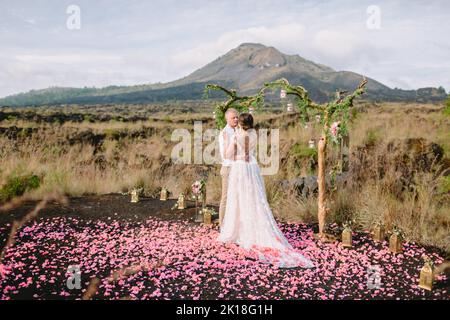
[262,77,368,146]
[203,84,266,129]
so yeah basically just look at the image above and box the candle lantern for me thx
[203,209,212,225]
[177,193,186,210]
[160,188,168,201]
[418,257,435,291]
[342,226,353,248]
[372,222,385,242]
[287,103,294,112]
[131,188,139,203]
[389,227,403,253]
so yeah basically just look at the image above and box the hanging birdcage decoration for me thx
[280,89,287,99]
[287,103,294,112]
[160,187,168,201]
[418,256,435,291]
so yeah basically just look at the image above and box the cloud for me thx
[0,0,449,97]
[311,30,362,59]
[24,18,36,25]
[14,53,123,64]
[0,49,158,95]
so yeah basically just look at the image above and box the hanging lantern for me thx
[212,111,216,119]
[315,114,321,123]
[287,103,293,112]
[130,188,139,203]
[160,188,168,201]
[280,89,287,99]
[389,229,403,253]
[177,194,186,210]
[342,226,353,248]
[203,208,212,225]
[308,139,315,149]
[372,223,385,242]
[418,257,435,291]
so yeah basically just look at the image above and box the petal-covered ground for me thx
[0,196,448,300]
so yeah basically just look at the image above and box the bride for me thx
[217,113,314,269]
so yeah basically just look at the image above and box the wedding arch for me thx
[204,78,367,240]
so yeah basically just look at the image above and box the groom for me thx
[218,108,239,228]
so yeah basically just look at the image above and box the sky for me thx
[0,0,449,98]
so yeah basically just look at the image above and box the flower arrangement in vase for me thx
[192,179,206,222]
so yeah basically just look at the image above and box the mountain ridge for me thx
[0,43,446,107]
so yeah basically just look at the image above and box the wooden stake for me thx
[317,135,327,237]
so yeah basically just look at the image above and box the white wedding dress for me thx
[217,129,314,269]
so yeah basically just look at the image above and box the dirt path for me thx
[0,194,203,225]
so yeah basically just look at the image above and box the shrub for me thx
[363,128,380,147]
[438,175,450,194]
[444,95,450,116]
[291,143,317,159]
[0,174,41,202]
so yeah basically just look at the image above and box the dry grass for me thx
[0,101,449,252]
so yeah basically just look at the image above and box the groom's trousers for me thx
[219,165,231,227]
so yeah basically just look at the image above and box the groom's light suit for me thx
[218,124,235,227]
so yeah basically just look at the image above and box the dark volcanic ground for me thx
[0,194,448,300]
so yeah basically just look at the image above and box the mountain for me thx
[0,43,446,107]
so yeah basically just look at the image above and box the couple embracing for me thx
[216,108,314,269]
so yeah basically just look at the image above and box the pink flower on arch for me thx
[330,121,340,138]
